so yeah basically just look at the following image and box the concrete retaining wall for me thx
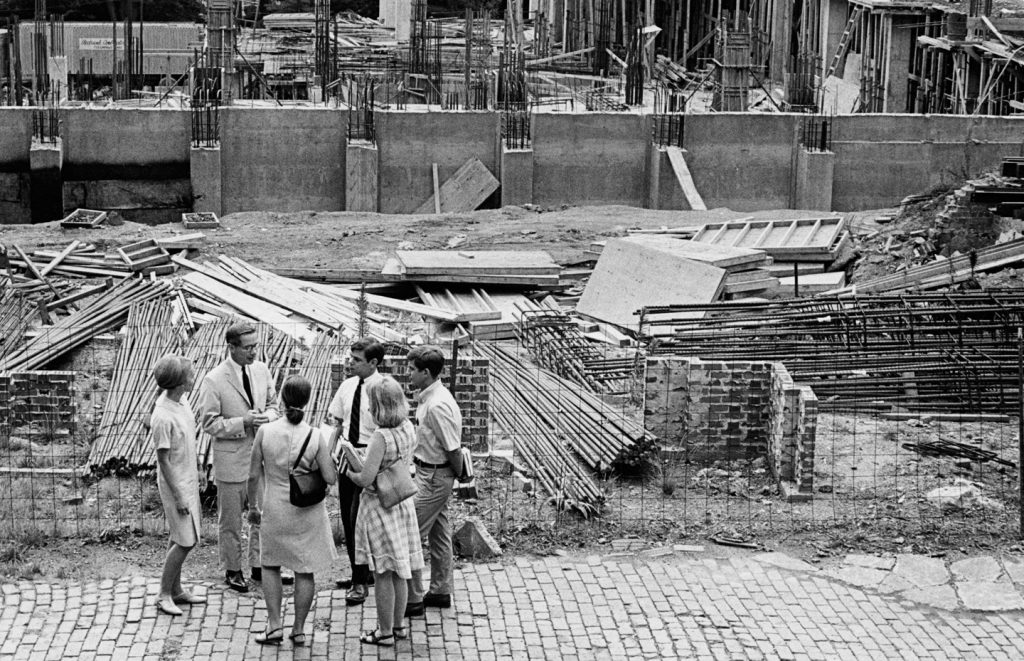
[376,111,498,213]
[1,108,1023,221]
[0,109,34,224]
[684,113,797,211]
[533,113,648,208]
[221,108,346,215]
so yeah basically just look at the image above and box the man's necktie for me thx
[349,378,364,446]
[242,365,254,408]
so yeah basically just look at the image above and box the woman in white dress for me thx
[339,376,423,647]
[151,354,206,617]
[247,375,338,646]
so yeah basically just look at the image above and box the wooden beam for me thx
[664,147,707,211]
[39,240,80,276]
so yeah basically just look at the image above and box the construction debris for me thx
[181,212,221,229]
[59,209,108,229]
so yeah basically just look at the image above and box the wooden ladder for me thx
[826,6,864,78]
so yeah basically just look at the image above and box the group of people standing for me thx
[149,323,468,647]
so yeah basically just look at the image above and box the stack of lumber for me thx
[386,250,562,287]
[87,296,190,475]
[834,238,1024,294]
[0,278,176,372]
[516,298,636,395]
[476,342,656,517]
[641,290,1024,413]
[415,285,531,340]
[303,330,347,426]
[8,240,174,279]
[174,254,410,343]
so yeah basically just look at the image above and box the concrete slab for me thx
[824,566,888,588]
[901,585,959,610]
[1003,558,1024,584]
[622,235,770,271]
[844,554,896,570]
[891,554,950,588]
[754,552,818,572]
[950,556,1002,583]
[576,237,727,332]
[876,573,914,594]
[957,582,1024,612]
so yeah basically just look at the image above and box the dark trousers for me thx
[339,472,370,585]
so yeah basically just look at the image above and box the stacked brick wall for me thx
[0,371,77,438]
[330,355,490,451]
[645,357,815,499]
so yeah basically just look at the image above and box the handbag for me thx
[289,429,328,508]
[375,429,418,509]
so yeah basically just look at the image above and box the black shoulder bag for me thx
[289,429,328,508]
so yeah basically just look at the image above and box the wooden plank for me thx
[664,147,707,211]
[396,250,559,275]
[39,240,81,276]
[414,158,500,214]
[155,233,206,251]
[432,163,442,215]
[12,245,59,296]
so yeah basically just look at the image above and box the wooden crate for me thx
[116,239,172,273]
[60,209,108,229]
[182,212,221,229]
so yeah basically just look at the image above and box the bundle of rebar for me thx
[516,306,635,395]
[476,342,655,517]
[642,290,1024,413]
[87,297,190,475]
[0,278,175,372]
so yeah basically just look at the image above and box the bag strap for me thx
[292,429,314,471]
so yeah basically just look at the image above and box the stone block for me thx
[453,518,502,559]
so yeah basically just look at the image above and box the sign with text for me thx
[79,38,114,51]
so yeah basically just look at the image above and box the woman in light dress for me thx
[339,376,423,647]
[247,375,338,646]
[151,354,206,616]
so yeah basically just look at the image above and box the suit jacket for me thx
[198,358,278,483]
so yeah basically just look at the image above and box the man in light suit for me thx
[198,322,279,593]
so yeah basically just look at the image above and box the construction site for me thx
[1,0,1024,577]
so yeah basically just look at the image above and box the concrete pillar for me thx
[646,143,661,209]
[48,56,68,102]
[500,147,533,207]
[769,0,792,83]
[381,0,412,42]
[190,146,222,216]
[346,142,379,212]
[794,149,835,211]
[884,17,915,112]
[29,138,63,223]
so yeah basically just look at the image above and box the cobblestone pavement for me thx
[4,548,1024,660]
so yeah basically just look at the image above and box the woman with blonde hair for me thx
[339,376,423,646]
[151,353,206,616]
[247,375,338,646]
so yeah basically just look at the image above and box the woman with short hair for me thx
[247,375,338,646]
[339,376,423,647]
[151,353,206,616]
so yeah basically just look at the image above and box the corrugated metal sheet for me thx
[16,22,203,76]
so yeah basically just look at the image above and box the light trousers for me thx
[408,467,455,603]
[217,480,260,573]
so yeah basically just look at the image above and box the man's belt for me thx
[414,458,450,470]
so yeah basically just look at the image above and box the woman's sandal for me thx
[360,629,395,646]
[256,627,284,646]
[289,632,307,647]
[393,626,408,640]
[172,591,207,605]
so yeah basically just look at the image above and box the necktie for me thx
[348,378,364,446]
[242,365,254,408]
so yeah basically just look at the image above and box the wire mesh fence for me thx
[0,300,1021,548]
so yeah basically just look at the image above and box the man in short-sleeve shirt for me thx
[326,338,385,605]
[404,346,466,615]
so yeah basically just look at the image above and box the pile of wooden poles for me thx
[476,342,654,517]
[0,278,176,372]
[0,289,32,362]
[87,297,189,474]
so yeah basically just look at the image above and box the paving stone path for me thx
[4,549,1024,660]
